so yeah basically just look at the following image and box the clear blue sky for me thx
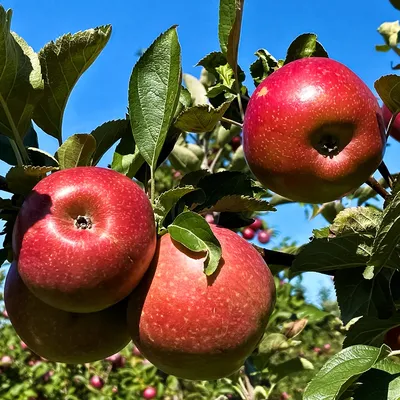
[0,0,399,303]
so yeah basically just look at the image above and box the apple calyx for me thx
[315,134,340,158]
[75,215,93,230]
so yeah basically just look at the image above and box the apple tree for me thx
[1,0,400,399]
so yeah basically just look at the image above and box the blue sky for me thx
[0,0,399,303]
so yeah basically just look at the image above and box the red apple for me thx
[12,166,156,313]
[243,57,386,204]
[90,375,104,389]
[4,262,131,364]
[143,386,157,399]
[249,218,263,231]
[258,230,271,244]
[242,227,255,240]
[382,104,400,142]
[384,326,400,350]
[127,226,276,380]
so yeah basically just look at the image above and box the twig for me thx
[386,109,400,140]
[378,161,394,190]
[221,117,243,129]
[209,147,224,173]
[253,245,296,267]
[366,177,390,200]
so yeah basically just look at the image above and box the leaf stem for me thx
[386,109,400,140]
[150,166,156,207]
[0,95,30,165]
[9,138,24,166]
[389,350,400,357]
[366,177,390,200]
[236,82,245,122]
[253,245,296,267]
[378,161,394,190]
[221,117,243,129]
[209,147,224,172]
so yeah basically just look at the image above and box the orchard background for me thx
[1,0,400,399]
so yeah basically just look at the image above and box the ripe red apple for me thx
[242,227,255,240]
[90,375,104,389]
[12,166,156,313]
[384,326,400,350]
[127,226,276,380]
[143,386,157,399]
[258,230,271,244]
[4,262,131,364]
[243,57,386,204]
[382,104,400,142]
[249,218,263,231]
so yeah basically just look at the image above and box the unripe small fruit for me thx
[1,356,12,366]
[280,393,291,400]
[384,326,400,350]
[249,218,263,231]
[313,347,321,354]
[143,386,157,399]
[242,227,255,240]
[258,230,271,244]
[323,343,331,351]
[90,376,104,389]
[20,341,28,350]
[132,346,142,357]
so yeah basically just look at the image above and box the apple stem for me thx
[378,161,394,190]
[150,166,156,207]
[221,117,243,129]
[253,245,296,267]
[0,176,12,193]
[366,177,390,200]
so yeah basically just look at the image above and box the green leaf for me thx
[179,170,210,187]
[174,102,231,133]
[292,207,381,275]
[258,333,290,355]
[389,0,400,10]
[0,9,43,140]
[27,147,59,167]
[303,344,391,400]
[154,186,202,228]
[6,166,57,195]
[201,195,274,213]
[0,124,38,165]
[111,128,144,178]
[33,25,111,143]
[182,73,208,106]
[344,313,400,348]
[168,211,222,275]
[284,33,328,65]
[90,119,131,165]
[374,358,400,374]
[374,74,400,113]
[351,180,389,206]
[229,145,247,171]
[250,49,280,87]
[376,44,391,52]
[128,26,182,170]
[55,133,96,169]
[296,304,330,323]
[169,144,203,174]
[311,201,345,224]
[193,171,266,212]
[269,358,314,384]
[334,268,395,325]
[216,123,241,146]
[354,367,400,400]
[368,182,400,274]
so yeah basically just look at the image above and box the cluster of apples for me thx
[241,218,272,244]
[4,168,276,381]
[3,55,389,382]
